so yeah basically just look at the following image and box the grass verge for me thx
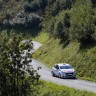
[37,81,96,96]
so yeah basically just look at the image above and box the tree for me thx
[0,32,40,96]
[70,0,95,45]
[26,13,41,28]
[24,1,39,13]
[49,10,70,41]
[90,0,96,7]
[56,0,74,10]
[3,11,11,27]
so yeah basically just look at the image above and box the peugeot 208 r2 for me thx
[51,63,76,79]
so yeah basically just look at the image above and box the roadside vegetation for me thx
[38,81,96,96]
[0,32,41,96]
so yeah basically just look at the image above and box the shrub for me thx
[48,10,70,41]
[90,0,96,7]
[24,0,48,13]
[24,1,39,13]
[0,32,41,96]
[70,0,95,45]
[3,11,41,28]
[26,13,41,28]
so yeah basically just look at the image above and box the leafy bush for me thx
[38,81,96,96]
[25,13,41,28]
[24,1,39,13]
[38,0,47,9]
[3,11,41,28]
[0,32,41,96]
[70,0,95,45]
[45,0,74,17]
[24,0,47,13]
[90,0,96,7]
[57,0,73,10]
[44,0,95,46]
[48,10,70,41]
[51,1,60,16]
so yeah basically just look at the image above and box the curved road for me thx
[30,41,96,93]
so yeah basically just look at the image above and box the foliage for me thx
[57,0,74,10]
[48,10,70,42]
[90,0,96,7]
[45,0,74,17]
[38,81,96,96]
[0,32,40,96]
[70,0,95,45]
[0,0,23,20]
[3,12,41,28]
[24,1,39,13]
[0,0,95,45]
[44,0,96,46]
[26,13,41,28]
[0,0,96,95]
[24,0,47,13]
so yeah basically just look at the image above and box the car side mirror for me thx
[57,67,59,70]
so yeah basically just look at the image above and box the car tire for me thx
[73,77,76,79]
[51,71,55,77]
[58,73,61,78]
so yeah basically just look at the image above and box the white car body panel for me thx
[51,63,76,78]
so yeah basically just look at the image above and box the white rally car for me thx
[51,63,76,79]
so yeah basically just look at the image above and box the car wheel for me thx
[51,71,55,77]
[58,73,61,78]
[73,77,76,79]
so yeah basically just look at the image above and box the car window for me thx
[55,65,59,69]
[60,65,72,69]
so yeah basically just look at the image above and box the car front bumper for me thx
[61,72,76,78]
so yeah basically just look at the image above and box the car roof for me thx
[56,63,70,66]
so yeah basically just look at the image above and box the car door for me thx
[54,65,59,76]
[52,65,56,75]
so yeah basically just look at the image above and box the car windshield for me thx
[60,65,73,69]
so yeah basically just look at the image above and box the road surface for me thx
[30,41,96,93]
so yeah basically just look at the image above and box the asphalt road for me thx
[30,41,96,93]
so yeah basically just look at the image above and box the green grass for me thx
[32,31,49,43]
[33,38,80,68]
[33,33,96,82]
[37,81,96,96]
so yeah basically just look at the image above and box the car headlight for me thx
[61,71,66,76]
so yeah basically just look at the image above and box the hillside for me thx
[0,0,96,95]
[33,32,96,82]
